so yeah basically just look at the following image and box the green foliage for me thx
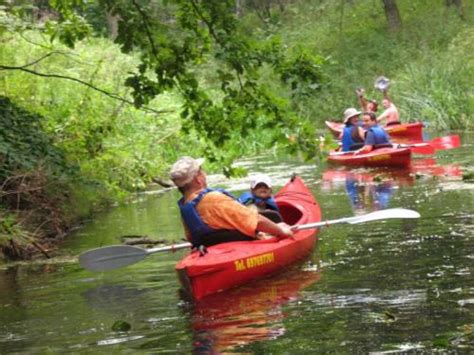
[0,96,69,179]
[111,320,132,332]
[0,33,187,195]
[269,0,473,129]
[277,45,327,99]
[7,0,323,168]
[395,27,474,129]
[0,210,28,245]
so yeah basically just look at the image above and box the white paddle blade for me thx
[349,208,420,224]
[79,245,147,272]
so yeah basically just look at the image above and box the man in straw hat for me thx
[340,107,365,152]
[170,157,293,248]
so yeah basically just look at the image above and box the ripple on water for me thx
[304,289,426,310]
[96,335,145,346]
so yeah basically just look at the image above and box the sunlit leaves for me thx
[3,1,328,173]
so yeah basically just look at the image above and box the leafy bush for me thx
[0,33,192,195]
[261,0,473,128]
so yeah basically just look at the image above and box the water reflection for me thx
[188,267,320,354]
[345,178,393,213]
[322,158,462,214]
[82,284,150,314]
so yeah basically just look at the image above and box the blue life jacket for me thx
[367,125,390,146]
[178,188,236,247]
[342,125,363,152]
[237,191,280,212]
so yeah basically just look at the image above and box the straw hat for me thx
[343,108,361,123]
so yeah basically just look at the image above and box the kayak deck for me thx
[175,176,321,301]
[327,147,412,167]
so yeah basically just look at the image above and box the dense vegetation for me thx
[0,0,472,259]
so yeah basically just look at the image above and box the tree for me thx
[1,0,326,172]
[445,0,465,20]
[381,0,402,32]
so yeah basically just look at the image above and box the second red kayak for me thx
[327,147,412,167]
[175,176,321,301]
[325,121,424,140]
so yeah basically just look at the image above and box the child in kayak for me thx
[238,174,283,223]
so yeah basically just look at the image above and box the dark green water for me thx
[1,132,473,353]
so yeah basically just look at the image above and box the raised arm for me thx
[356,88,368,111]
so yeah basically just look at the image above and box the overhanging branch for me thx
[0,65,174,116]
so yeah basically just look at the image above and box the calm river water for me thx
[1,132,473,353]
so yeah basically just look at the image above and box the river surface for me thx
[1,132,473,353]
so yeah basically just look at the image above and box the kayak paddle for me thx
[79,242,191,272]
[429,134,461,150]
[396,143,435,155]
[293,208,420,231]
[79,208,420,272]
[397,134,460,155]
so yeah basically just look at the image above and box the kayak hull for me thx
[175,176,321,301]
[327,147,412,167]
[325,121,424,140]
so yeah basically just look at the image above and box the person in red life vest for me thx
[237,174,283,223]
[170,157,293,248]
[340,108,365,152]
[355,87,379,113]
[355,112,391,154]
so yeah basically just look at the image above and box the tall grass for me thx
[261,0,474,129]
[395,27,474,129]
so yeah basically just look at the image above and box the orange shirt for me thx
[183,190,259,239]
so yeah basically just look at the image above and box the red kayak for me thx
[327,147,412,167]
[325,121,424,140]
[175,176,321,300]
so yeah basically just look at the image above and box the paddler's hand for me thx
[277,222,294,238]
[355,87,365,97]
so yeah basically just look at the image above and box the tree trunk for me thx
[381,0,402,32]
[105,8,120,40]
[445,0,465,20]
[235,0,242,17]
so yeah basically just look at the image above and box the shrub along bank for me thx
[0,35,197,260]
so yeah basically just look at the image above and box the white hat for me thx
[343,107,361,124]
[170,157,205,187]
[250,174,272,189]
[374,76,390,91]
